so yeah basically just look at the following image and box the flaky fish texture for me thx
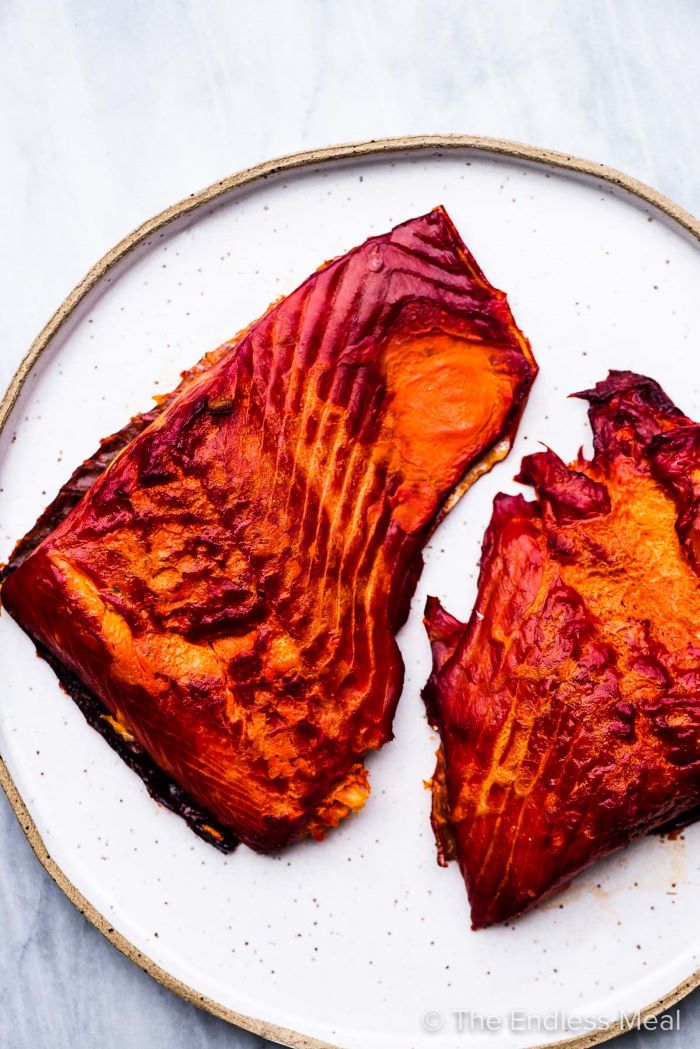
[2,207,536,852]
[424,371,700,928]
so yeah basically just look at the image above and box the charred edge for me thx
[571,369,678,410]
[420,668,439,730]
[34,638,239,853]
[653,804,700,838]
[1,410,163,582]
[1,407,238,853]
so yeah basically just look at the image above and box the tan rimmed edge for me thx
[1,134,699,1049]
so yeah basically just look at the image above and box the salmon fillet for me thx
[424,371,700,926]
[3,207,536,851]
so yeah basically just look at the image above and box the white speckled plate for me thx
[1,139,700,1049]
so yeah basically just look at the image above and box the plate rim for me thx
[2,133,700,1049]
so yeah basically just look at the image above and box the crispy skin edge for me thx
[1,343,242,852]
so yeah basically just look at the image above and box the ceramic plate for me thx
[2,138,700,1049]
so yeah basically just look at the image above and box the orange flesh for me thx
[3,207,536,852]
[425,372,700,926]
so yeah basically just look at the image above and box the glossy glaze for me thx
[425,372,700,928]
[2,207,536,852]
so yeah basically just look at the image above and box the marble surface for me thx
[2,1,700,1046]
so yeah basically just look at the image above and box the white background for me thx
[1,2,699,1047]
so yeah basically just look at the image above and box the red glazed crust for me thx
[424,371,700,927]
[2,208,536,852]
